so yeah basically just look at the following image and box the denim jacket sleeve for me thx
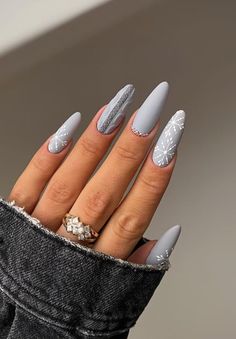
[0,198,169,339]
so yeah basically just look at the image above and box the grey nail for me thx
[131,81,169,136]
[146,225,181,266]
[97,84,135,134]
[153,110,185,167]
[48,112,81,153]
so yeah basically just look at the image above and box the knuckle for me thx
[47,179,73,204]
[31,153,52,176]
[83,191,110,220]
[115,144,139,162]
[79,136,100,157]
[139,175,164,195]
[112,213,144,241]
[9,188,29,206]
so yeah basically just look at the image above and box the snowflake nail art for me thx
[48,112,81,154]
[153,110,185,167]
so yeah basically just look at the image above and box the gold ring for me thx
[62,213,99,243]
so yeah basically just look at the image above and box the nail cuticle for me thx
[131,81,169,137]
[131,126,149,137]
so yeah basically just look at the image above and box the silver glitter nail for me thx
[97,84,135,134]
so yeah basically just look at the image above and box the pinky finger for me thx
[8,112,81,213]
[127,225,181,266]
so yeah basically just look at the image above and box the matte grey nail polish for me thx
[131,81,169,136]
[153,110,185,167]
[146,225,181,266]
[97,84,135,134]
[48,112,81,154]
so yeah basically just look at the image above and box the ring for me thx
[62,213,99,243]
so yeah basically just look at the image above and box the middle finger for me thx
[57,81,169,240]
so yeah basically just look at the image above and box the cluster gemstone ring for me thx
[62,213,99,243]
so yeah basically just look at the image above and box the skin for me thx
[8,103,176,264]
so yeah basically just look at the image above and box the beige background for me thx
[0,0,235,338]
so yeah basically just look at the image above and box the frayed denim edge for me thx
[78,326,130,337]
[0,197,170,272]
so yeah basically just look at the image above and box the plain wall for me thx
[0,0,235,338]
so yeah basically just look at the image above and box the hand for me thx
[7,82,185,266]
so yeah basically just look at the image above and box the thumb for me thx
[127,225,181,266]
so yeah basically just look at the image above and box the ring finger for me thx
[94,110,186,259]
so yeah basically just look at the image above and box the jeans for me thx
[0,198,167,338]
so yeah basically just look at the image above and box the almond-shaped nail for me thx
[153,110,185,167]
[97,84,135,134]
[131,81,169,136]
[48,112,81,154]
[146,225,181,266]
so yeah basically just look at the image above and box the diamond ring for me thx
[62,213,99,243]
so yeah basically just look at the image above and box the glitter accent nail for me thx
[97,84,135,134]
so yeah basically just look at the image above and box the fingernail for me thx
[48,112,81,153]
[97,84,135,134]
[131,81,169,136]
[152,110,185,167]
[146,225,181,266]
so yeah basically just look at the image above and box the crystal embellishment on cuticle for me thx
[131,81,169,136]
[153,110,185,167]
[131,126,149,137]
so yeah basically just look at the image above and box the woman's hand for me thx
[7,82,185,266]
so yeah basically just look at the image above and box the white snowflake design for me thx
[154,248,172,270]
[164,110,185,137]
[153,110,185,167]
[153,138,176,167]
[48,123,70,152]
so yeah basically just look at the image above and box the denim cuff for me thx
[0,198,168,338]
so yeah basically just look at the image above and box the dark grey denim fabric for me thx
[0,199,167,338]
